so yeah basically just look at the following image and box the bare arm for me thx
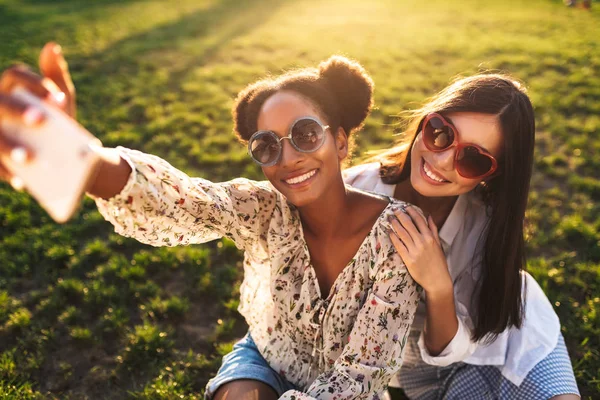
[423,284,458,355]
[389,206,459,355]
[0,42,131,201]
[87,147,132,200]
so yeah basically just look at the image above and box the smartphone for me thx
[0,87,102,223]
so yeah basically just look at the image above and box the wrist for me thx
[424,279,454,302]
[87,147,132,199]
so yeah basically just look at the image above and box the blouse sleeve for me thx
[280,232,421,399]
[92,147,276,250]
[417,304,478,366]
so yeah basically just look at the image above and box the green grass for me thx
[0,0,599,398]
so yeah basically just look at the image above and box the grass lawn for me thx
[0,0,598,398]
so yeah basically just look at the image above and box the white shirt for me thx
[94,149,421,400]
[343,162,561,386]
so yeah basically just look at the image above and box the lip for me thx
[281,168,319,188]
[420,159,450,185]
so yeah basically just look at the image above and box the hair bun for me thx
[318,56,374,133]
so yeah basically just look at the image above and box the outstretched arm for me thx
[0,43,132,201]
[87,146,132,199]
[93,147,275,250]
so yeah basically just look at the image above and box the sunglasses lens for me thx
[249,132,280,165]
[291,118,325,151]
[424,116,454,150]
[457,146,493,178]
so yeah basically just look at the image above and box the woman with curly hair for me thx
[0,45,420,400]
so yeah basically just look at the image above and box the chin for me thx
[272,184,316,208]
[412,175,478,198]
[287,192,320,208]
[412,182,444,197]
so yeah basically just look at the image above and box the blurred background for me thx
[0,0,598,398]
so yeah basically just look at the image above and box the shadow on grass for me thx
[71,0,290,178]
[72,0,290,88]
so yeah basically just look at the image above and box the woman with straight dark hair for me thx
[345,74,580,399]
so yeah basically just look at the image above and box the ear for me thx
[334,127,349,161]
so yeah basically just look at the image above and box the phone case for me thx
[0,88,102,223]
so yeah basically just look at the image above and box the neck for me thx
[395,180,457,227]
[297,177,350,238]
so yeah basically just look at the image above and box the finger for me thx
[0,135,31,161]
[428,215,441,243]
[0,149,28,191]
[405,205,431,235]
[0,94,46,126]
[0,152,25,189]
[0,94,43,161]
[39,43,76,116]
[0,162,13,182]
[393,208,423,243]
[389,216,415,248]
[389,231,409,261]
[0,67,66,108]
[10,176,25,191]
[0,133,34,165]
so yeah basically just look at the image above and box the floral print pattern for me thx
[94,147,420,399]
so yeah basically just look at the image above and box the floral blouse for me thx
[94,147,420,400]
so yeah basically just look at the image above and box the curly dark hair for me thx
[233,55,374,145]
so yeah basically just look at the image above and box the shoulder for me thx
[342,162,381,185]
[343,162,397,197]
[221,177,276,195]
[202,178,284,217]
[368,201,408,258]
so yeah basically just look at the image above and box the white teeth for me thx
[423,161,447,183]
[285,170,317,185]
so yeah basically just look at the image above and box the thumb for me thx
[39,42,76,117]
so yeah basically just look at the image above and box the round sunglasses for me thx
[247,116,329,166]
[421,113,498,179]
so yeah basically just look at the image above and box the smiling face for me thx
[257,90,348,207]
[409,112,504,197]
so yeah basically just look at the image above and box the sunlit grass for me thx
[0,0,598,397]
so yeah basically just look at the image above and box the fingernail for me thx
[23,107,43,126]
[10,147,28,164]
[10,176,24,191]
[53,91,66,106]
[53,44,63,55]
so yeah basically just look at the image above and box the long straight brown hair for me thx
[377,74,535,341]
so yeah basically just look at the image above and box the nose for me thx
[430,147,456,172]
[279,138,304,168]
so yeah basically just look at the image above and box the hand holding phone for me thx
[0,88,102,223]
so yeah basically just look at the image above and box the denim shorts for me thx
[204,333,297,399]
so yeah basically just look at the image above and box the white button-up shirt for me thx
[343,162,561,386]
